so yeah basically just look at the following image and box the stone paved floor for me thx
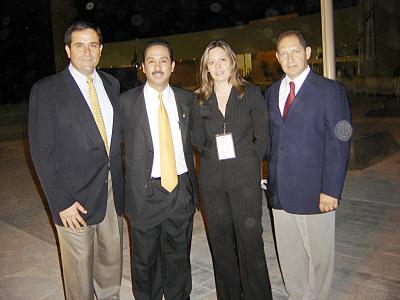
[0,114,399,299]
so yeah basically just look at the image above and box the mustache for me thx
[152,71,164,75]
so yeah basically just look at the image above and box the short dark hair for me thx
[64,21,102,47]
[142,39,174,62]
[276,30,308,50]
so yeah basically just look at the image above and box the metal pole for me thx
[320,0,336,80]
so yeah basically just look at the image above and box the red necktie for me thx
[283,81,295,119]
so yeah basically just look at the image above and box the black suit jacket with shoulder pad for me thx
[119,85,199,225]
[29,68,124,226]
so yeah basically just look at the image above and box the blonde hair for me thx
[195,40,246,104]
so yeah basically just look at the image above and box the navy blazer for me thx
[119,85,198,226]
[265,70,351,214]
[29,68,124,225]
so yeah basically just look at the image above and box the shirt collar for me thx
[68,63,99,83]
[283,65,310,90]
[144,83,171,100]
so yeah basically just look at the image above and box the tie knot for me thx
[87,76,94,85]
[158,93,163,102]
[289,81,295,91]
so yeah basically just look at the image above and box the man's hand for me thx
[261,179,268,190]
[59,202,87,231]
[319,193,338,213]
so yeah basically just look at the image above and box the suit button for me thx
[105,179,108,183]
[149,151,153,155]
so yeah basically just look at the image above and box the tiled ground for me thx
[0,113,399,299]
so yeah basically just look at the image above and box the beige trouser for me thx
[273,209,335,300]
[56,174,123,300]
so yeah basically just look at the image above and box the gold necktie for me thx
[87,76,109,152]
[158,92,178,192]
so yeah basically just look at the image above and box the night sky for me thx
[0,0,356,104]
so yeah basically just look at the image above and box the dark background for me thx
[0,0,356,104]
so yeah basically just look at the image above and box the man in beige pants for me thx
[265,30,351,299]
[29,21,124,299]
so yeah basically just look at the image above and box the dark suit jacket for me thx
[29,68,124,226]
[119,85,198,225]
[266,70,351,214]
[192,83,268,189]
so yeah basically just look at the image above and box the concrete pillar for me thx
[50,0,76,71]
[320,0,336,80]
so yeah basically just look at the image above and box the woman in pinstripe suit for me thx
[192,40,272,300]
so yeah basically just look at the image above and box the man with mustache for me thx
[120,40,198,300]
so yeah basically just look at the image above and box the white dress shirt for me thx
[278,66,311,116]
[68,64,114,147]
[144,83,188,178]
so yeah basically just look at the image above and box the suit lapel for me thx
[208,92,221,119]
[285,70,314,119]
[172,87,189,149]
[272,79,283,125]
[61,69,103,147]
[136,88,154,153]
[224,87,239,120]
[207,87,236,121]
[98,71,119,153]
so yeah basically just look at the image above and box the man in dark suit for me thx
[29,21,124,300]
[265,30,352,299]
[119,40,198,300]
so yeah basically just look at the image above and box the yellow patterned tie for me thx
[158,92,178,192]
[87,76,109,153]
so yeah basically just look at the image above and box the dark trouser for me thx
[130,173,195,300]
[201,184,272,300]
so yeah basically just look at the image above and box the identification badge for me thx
[216,133,236,160]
